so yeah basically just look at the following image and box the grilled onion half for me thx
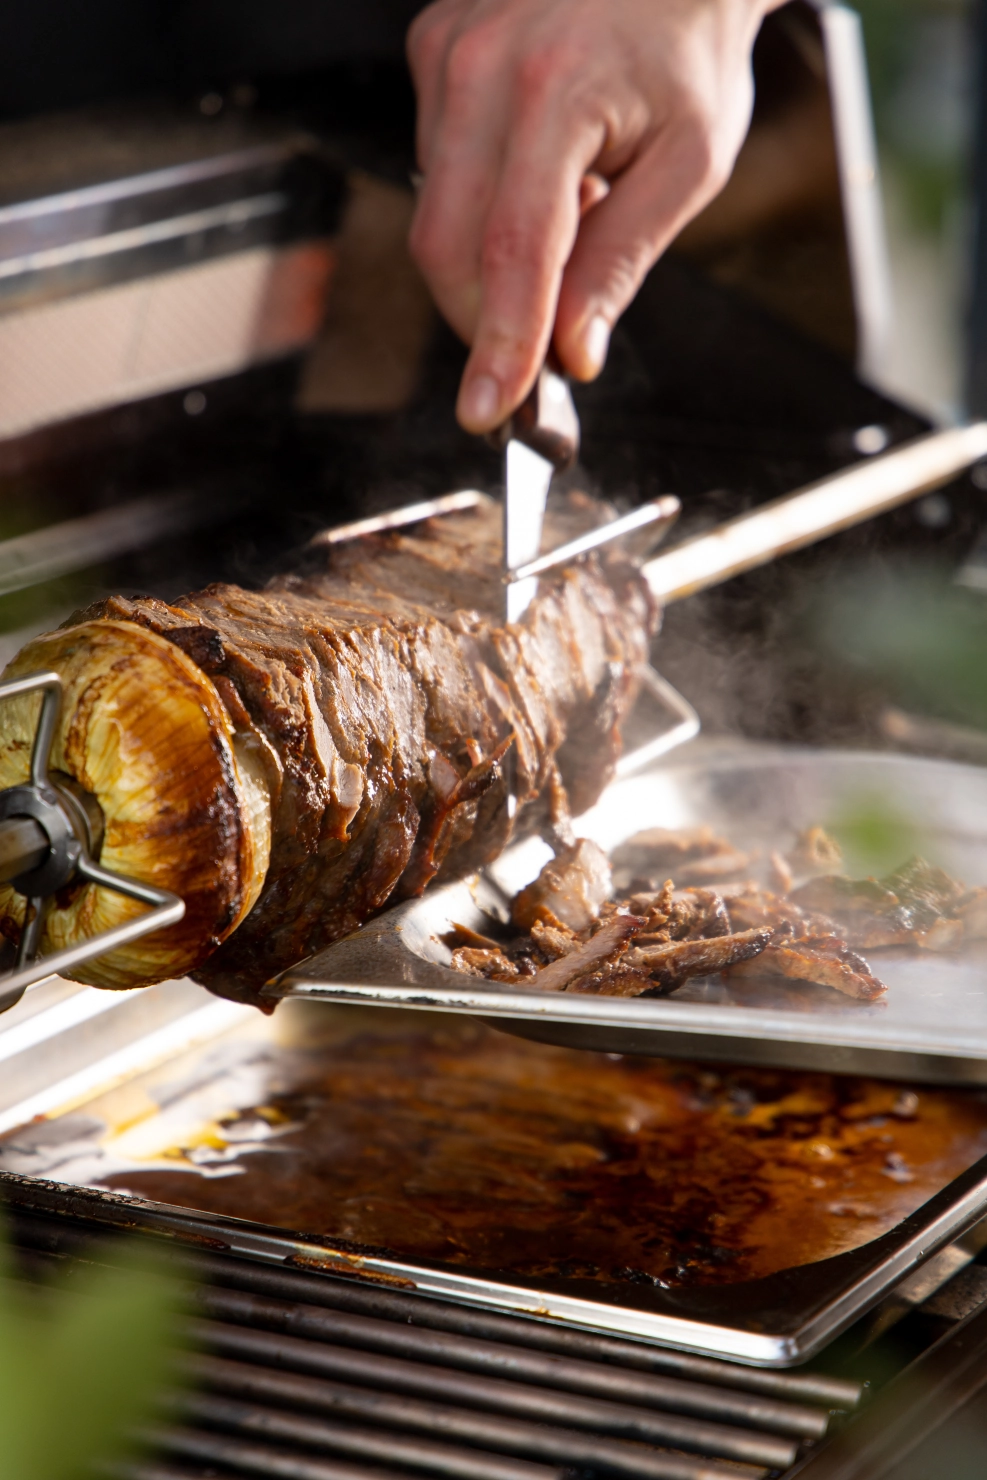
[0,620,271,989]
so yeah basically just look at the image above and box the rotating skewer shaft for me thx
[0,816,48,884]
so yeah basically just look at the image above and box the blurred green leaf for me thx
[0,1227,187,1480]
[826,792,923,875]
[811,563,987,733]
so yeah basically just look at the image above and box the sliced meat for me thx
[787,826,842,876]
[611,825,731,878]
[672,849,753,886]
[529,918,579,960]
[450,946,520,979]
[790,857,973,951]
[882,857,966,931]
[952,888,987,941]
[787,874,916,948]
[530,913,645,992]
[727,934,887,1001]
[512,839,613,933]
[619,926,773,994]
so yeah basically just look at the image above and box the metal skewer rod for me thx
[644,422,987,603]
[308,490,491,548]
[0,817,48,883]
[506,497,680,586]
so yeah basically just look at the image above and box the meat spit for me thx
[0,411,983,1013]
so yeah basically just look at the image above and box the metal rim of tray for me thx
[270,744,987,1083]
[5,1155,987,1368]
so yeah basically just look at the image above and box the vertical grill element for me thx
[10,1212,860,1480]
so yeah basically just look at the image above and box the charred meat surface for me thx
[0,498,655,999]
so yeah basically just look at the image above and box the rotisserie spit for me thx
[0,420,985,1010]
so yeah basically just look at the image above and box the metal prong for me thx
[28,674,62,790]
[0,669,186,1013]
[307,490,491,549]
[506,497,680,588]
[16,895,46,969]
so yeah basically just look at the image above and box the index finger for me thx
[457,107,606,432]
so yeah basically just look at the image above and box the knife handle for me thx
[488,359,580,470]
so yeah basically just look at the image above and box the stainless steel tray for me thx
[273,745,987,1084]
[3,986,987,1368]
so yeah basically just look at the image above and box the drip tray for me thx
[3,987,987,1366]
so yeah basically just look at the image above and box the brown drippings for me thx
[99,1021,987,1292]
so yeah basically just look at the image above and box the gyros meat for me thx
[459,827,987,1004]
[0,498,655,1002]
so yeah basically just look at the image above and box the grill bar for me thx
[196,1286,826,1441]
[183,1354,773,1479]
[5,1212,849,1480]
[144,1420,514,1480]
[187,1251,860,1410]
[109,1445,412,1480]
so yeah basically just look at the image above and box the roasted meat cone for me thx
[0,620,270,989]
[0,498,655,1005]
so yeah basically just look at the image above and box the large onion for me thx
[0,619,270,989]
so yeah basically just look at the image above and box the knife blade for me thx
[492,361,580,623]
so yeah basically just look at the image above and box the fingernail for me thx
[458,373,501,430]
[582,314,610,376]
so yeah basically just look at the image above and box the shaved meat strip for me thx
[512,839,612,932]
[621,927,773,995]
[531,913,645,992]
[728,933,887,1001]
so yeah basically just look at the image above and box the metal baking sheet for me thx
[3,987,987,1368]
[273,744,987,1084]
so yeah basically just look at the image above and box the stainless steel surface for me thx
[818,0,892,385]
[307,490,491,547]
[507,497,680,585]
[0,671,185,1012]
[273,744,987,1084]
[0,816,48,884]
[0,487,251,597]
[0,194,286,287]
[644,424,987,603]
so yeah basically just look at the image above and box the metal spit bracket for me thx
[490,361,683,623]
[0,671,184,1015]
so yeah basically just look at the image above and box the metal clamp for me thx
[0,671,185,1015]
[615,666,700,777]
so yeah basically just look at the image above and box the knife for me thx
[491,361,580,622]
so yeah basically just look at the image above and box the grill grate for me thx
[10,1210,860,1480]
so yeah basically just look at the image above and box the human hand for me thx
[407,0,781,432]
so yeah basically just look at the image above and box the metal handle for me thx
[615,665,700,777]
[0,671,184,1014]
[489,360,580,470]
[644,423,987,603]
